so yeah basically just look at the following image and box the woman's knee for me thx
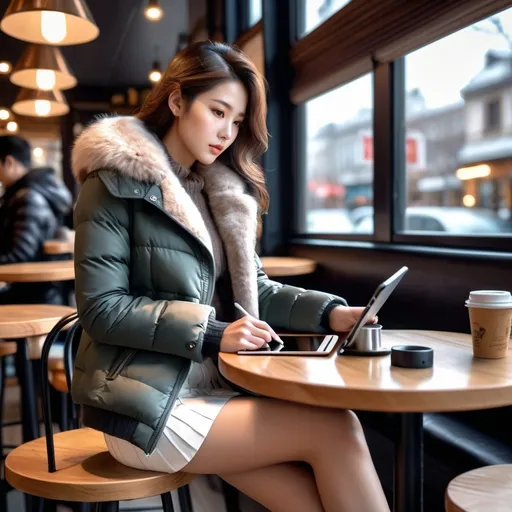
[321,409,367,450]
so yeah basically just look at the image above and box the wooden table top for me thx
[219,330,512,413]
[445,464,512,512]
[0,305,76,339]
[43,240,74,255]
[0,260,74,282]
[260,257,317,277]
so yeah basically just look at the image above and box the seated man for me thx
[0,135,72,304]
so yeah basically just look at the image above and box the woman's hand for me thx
[220,316,281,352]
[328,305,377,332]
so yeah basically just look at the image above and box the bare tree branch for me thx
[472,15,512,49]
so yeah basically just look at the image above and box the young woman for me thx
[71,41,389,512]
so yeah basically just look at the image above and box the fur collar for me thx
[72,115,260,317]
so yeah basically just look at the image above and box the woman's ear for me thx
[168,89,184,117]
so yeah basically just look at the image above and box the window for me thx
[485,99,501,132]
[402,7,512,236]
[302,73,373,234]
[301,0,352,36]
[249,0,262,26]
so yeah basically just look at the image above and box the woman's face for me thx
[169,80,248,166]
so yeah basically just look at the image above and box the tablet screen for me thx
[242,336,332,353]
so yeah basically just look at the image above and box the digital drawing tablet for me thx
[338,266,409,353]
[238,334,338,356]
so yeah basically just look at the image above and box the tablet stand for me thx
[340,324,391,356]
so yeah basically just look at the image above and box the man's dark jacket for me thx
[0,167,72,304]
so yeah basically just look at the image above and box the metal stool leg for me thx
[161,491,176,512]
[94,502,119,512]
[0,357,6,512]
[14,339,39,442]
[177,485,194,512]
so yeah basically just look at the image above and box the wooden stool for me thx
[0,341,17,510]
[5,427,195,510]
[445,464,512,511]
[49,368,67,393]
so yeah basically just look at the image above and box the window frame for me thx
[292,4,512,253]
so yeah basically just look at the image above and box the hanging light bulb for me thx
[7,121,18,132]
[35,69,56,90]
[0,61,11,74]
[0,0,99,46]
[41,10,67,44]
[0,108,10,121]
[149,61,162,83]
[144,0,163,21]
[35,100,51,116]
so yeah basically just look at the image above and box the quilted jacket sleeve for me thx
[256,255,347,332]
[0,190,49,264]
[74,174,213,363]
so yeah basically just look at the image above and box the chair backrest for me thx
[40,311,81,472]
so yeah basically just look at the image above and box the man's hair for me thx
[0,135,31,168]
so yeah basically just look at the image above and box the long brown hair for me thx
[136,40,269,227]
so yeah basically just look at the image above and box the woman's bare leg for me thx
[220,462,323,512]
[183,397,389,512]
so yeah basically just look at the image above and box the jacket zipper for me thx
[146,363,191,454]
[151,199,216,304]
[106,348,137,380]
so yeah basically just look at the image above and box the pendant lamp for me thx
[11,44,77,90]
[0,0,99,46]
[12,87,69,117]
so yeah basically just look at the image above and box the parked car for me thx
[306,208,354,233]
[353,206,511,234]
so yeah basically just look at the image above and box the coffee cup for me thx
[465,290,512,359]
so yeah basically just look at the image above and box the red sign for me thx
[363,135,373,161]
[406,138,418,164]
[361,134,421,165]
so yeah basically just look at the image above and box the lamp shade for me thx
[0,0,99,46]
[11,44,77,90]
[12,87,69,117]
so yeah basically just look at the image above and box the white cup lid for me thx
[465,290,512,309]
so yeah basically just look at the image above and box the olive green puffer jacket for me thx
[70,116,347,454]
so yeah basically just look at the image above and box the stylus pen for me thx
[233,302,283,344]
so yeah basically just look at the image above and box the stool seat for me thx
[49,368,68,393]
[445,464,512,511]
[0,340,17,357]
[0,305,76,339]
[6,427,195,502]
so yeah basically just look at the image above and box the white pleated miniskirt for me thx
[104,357,239,473]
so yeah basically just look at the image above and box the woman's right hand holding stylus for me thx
[220,316,280,352]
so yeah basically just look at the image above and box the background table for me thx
[43,240,74,256]
[0,261,74,283]
[260,257,317,277]
[0,304,76,442]
[219,330,512,512]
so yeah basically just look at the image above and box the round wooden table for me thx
[0,260,74,283]
[0,304,75,340]
[43,240,74,256]
[0,304,76,443]
[260,257,317,277]
[219,330,512,512]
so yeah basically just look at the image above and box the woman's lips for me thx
[209,145,222,155]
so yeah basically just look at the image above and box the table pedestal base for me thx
[394,413,423,512]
